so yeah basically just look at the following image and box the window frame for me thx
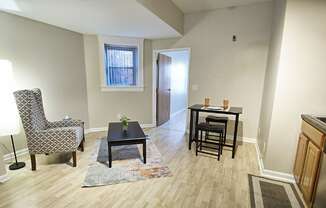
[104,44,138,86]
[98,36,144,92]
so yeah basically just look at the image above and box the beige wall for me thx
[263,0,326,173]
[83,35,153,128]
[258,0,286,159]
[137,0,184,35]
[0,11,88,152]
[152,2,273,139]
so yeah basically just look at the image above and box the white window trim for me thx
[98,35,144,92]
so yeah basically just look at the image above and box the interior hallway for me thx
[159,110,187,133]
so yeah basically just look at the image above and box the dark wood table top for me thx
[188,104,243,115]
[107,122,146,142]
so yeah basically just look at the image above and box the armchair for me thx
[14,89,85,170]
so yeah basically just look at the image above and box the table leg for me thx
[232,114,239,159]
[188,110,194,150]
[108,143,112,168]
[143,141,146,164]
[194,111,199,142]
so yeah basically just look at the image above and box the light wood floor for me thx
[0,117,260,208]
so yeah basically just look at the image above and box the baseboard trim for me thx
[2,125,295,183]
[0,174,9,183]
[140,124,156,128]
[254,142,265,176]
[262,169,295,183]
[241,137,257,144]
[84,127,107,134]
[188,133,258,144]
[254,142,295,183]
[3,148,29,162]
[85,123,155,134]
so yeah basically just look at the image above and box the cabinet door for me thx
[293,134,308,184]
[300,141,321,203]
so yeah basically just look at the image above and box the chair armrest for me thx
[31,127,80,154]
[47,120,84,128]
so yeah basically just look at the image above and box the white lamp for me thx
[0,60,25,170]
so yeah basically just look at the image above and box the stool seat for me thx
[205,115,228,123]
[196,122,224,133]
[195,122,224,160]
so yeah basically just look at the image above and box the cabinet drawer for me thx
[302,121,324,148]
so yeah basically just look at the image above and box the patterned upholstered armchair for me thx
[14,89,85,170]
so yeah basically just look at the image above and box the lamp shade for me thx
[0,60,20,136]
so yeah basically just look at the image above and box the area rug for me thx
[248,174,305,208]
[82,138,172,187]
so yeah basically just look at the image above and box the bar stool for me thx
[205,115,228,144]
[195,122,224,160]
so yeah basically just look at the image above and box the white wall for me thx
[258,0,286,159]
[152,2,273,139]
[136,0,184,35]
[0,11,89,152]
[263,0,326,173]
[161,50,189,116]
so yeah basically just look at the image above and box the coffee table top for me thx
[107,122,146,142]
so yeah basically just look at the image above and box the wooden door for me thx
[156,53,171,126]
[293,134,308,184]
[300,141,321,203]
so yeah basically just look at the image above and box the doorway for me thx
[153,48,190,132]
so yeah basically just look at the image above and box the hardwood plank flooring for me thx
[0,117,260,208]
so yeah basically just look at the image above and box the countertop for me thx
[302,114,326,135]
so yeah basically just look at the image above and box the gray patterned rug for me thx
[82,138,172,187]
[248,174,305,208]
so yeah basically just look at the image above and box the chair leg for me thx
[205,121,210,141]
[218,133,222,161]
[30,154,36,171]
[79,140,84,152]
[224,122,228,144]
[220,132,223,156]
[82,122,86,143]
[200,130,203,151]
[220,132,223,155]
[72,151,77,167]
[195,129,198,156]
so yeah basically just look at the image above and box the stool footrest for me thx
[197,145,220,151]
[196,150,220,157]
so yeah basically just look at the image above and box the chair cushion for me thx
[196,122,224,133]
[75,126,84,145]
[205,115,228,123]
[49,126,83,145]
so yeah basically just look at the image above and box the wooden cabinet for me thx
[300,142,321,202]
[293,120,325,207]
[293,134,308,183]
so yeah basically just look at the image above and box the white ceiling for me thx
[0,0,180,39]
[171,0,272,14]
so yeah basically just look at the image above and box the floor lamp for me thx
[0,60,25,170]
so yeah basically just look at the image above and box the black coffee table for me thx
[107,121,147,168]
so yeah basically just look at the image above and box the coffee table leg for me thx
[108,143,112,168]
[143,141,146,164]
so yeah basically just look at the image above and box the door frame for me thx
[152,48,191,127]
